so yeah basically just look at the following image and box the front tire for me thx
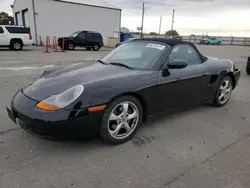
[66,42,75,50]
[212,76,233,107]
[99,96,143,145]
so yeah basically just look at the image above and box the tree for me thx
[165,30,179,36]
[0,12,14,25]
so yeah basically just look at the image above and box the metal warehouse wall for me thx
[35,0,121,45]
[13,0,37,44]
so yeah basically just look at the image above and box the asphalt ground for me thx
[0,45,250,188]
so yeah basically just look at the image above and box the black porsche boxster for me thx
[7,38,241,144]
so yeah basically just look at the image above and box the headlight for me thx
[36,85,84,111]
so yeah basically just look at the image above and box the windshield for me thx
[101,41,168,70]
[69,31,80,37]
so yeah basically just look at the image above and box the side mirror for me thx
[167,59,188,69]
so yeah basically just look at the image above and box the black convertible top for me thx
[134,38,208,62]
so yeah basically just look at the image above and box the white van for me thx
[0,25,33,51]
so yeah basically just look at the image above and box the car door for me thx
[75,32,87,46]
[0,26,7,46]
[86,33,94,46]
[156,44,211,113]
[211,37,216,44]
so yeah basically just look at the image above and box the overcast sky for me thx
[1,0,250,36]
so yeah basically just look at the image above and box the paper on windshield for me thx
[146,43,166,50]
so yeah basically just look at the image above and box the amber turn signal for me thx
[36,101,60,111]
[88,105,107,112]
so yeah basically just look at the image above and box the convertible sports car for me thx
[6,38,241,145]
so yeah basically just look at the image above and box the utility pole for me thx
[140,2,145,39]
[159,16,162,35]
[171,9,175,36]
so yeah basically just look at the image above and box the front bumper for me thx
[6,90,103,140]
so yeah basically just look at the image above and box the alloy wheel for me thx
[218,79,232,104]
[14,42,21,50]
[108,101,139,140]
[68,43,74,50]
[94,45,99,50]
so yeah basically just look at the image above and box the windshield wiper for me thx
[109,62,133,70]
[96,60,107,65]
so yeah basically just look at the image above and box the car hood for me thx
[23,62,140,101]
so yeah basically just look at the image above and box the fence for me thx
[132,34,250,46]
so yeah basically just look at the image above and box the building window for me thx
[5,27,30,34]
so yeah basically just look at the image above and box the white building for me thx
[12,0,121,45]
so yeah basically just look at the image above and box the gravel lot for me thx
[0,45,250,188]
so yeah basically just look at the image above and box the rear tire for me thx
[92,44,100,51]
[10,40,23,51]
[212,76,233,107]
[99,95,143,145]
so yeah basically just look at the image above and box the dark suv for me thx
[58,31,104,51]
[247,54,250,75]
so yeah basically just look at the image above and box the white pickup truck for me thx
[0,25,33,51]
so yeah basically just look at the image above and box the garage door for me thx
[24,10,30,27]
[16,12,22,25]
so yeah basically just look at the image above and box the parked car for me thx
[115,37,135,48]
[173,36,183,40]
[6,38,240,145]
[0,25,33,51]
[246,54,250,75]
[120,32,134,42]
[58,30,104,51]
[200,36,222,45]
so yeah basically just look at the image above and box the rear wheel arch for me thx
[225,72,236,89]
[10,38,23,46]
[218,70,236,90]
[212,75,233,107]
